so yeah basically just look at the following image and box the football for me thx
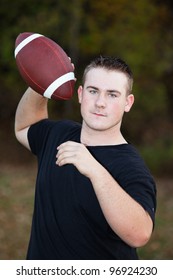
[14,32,75,100]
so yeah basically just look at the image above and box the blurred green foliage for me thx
[1,0,173,175]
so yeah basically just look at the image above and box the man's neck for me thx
[80,122,127,146]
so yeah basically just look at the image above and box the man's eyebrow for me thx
[107,89,121,95]
[86,86,99,90]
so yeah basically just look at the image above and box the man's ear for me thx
[78,85,83,104]
[125,94,135,112]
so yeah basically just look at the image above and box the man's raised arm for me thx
[14,87,48,150]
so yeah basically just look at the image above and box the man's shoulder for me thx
[51,119,81,133]
[49,119,81,142]
[30,119,81,131]
[57,119,81,128]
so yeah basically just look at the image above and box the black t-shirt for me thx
[27,119,156,260]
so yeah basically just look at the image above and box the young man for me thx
[15,56,156,259]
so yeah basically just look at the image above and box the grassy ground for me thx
[0,163,173,260]
[0,164,36,259]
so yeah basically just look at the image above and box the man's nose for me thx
[95,93,106,108]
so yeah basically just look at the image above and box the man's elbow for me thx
[127,225,153,248]
[14,127,31,151]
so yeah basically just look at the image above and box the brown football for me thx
[15,32,75,100]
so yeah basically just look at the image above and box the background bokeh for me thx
[0,0,173,259]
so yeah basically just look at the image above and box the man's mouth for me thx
[93,112,106,117]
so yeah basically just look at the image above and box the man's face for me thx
[78,68,134,132]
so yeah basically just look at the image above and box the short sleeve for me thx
[116,154,156,225]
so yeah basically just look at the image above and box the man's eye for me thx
[90,90,97,94]
[108,93,117,98]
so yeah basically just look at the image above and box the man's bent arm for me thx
[14,87,48,150]
[56,141,154,248]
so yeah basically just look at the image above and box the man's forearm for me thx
[89,165,153,247]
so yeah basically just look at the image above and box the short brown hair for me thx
[82,56,133,95]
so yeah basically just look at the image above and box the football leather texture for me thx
[15,32,75,100]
